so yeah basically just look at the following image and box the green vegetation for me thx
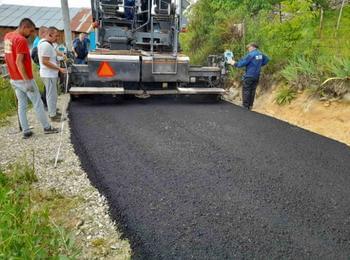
[0,78,16,123]
[181,0,350,102]
[33,65,45,92]
[0,67,45,123]
[275,86,297,104]
[0,161,80,258]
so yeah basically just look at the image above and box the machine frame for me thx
[69,0,227,97]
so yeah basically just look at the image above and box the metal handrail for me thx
[133,0,151,32]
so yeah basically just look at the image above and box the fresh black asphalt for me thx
[69,96,350,259]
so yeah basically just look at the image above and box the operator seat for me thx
[153,0,173,15]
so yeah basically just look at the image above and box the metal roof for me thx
[0,4,87,31]
[70,8,93,33]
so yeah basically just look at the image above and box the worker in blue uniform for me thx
[229,43,270,110]
[125,0,135,20]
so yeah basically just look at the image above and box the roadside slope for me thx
[254,91,350,146]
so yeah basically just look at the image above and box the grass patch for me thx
[0,78,16,124]
[31,188,84,229]
[33,65,45,92]
[280,57,320,90]
[320,58,350,97]
[275,86,297,105]
[0,66,45,124]
[0,161,81,258]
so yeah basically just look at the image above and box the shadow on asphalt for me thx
[70,94,228,107]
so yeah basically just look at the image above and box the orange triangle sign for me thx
[97,61,116,77]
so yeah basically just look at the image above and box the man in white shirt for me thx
[38,27,66,122]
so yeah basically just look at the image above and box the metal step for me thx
[69,87,225,96]
[189,66,221,72]
[69,87,125,95]
[123,90,178,95]
[145,90,178,95]
[177,87,226,95]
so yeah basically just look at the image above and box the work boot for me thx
[23,131,33,139]
[44,126,59,134]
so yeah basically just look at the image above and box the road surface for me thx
[69,96,350,259]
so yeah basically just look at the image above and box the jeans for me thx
[42,77,58,117]
[125,0,135,20]
[10,79,50,133]
[242,77,259,109]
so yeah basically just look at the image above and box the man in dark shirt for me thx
[125,0,135,20]
[72,33,90,64]
[229,43,270,110]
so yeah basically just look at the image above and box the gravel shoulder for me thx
[0,94,131,259]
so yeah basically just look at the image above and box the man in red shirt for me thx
[4,18,58,138]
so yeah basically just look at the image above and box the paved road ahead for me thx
[69,96,350,259]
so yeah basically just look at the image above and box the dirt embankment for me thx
[226,87,350,147]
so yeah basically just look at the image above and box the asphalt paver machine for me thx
[69,0,228,98]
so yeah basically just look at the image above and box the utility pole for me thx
[61,0,73,51]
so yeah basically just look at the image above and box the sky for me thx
[0,0,91,7]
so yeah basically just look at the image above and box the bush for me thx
[318,58,350,97]
[280,57,320,89]
[181,0,350,97]
[328,58,350,79]
[275,86,297,104]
